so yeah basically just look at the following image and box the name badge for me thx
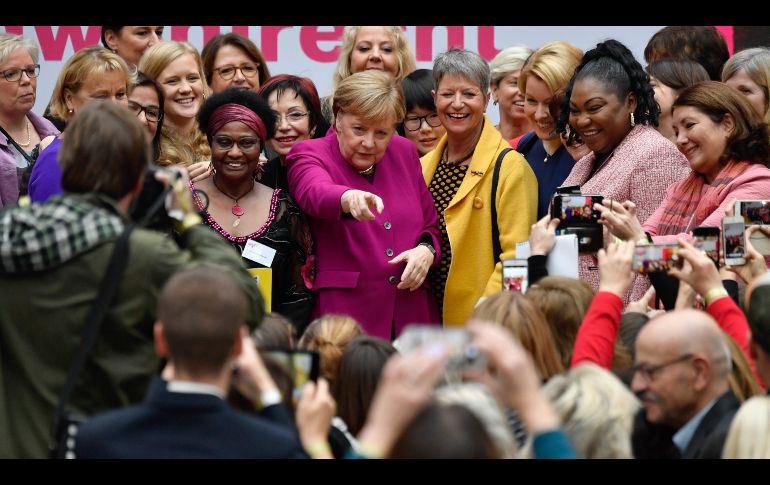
[242,240,277,267]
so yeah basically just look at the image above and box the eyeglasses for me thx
[631,353,694,382]
[1,65,40,82]
[127,101,162,123]
[213,63,259,80]
[212,135,260,152]
[404,113,441,131]
[274,111,309,126]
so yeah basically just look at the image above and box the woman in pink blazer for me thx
[287,71,441,339]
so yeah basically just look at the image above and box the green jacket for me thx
[0,193,264,458]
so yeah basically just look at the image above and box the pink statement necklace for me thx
[213,175,254,227]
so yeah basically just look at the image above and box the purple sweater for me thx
[28,136,63,203]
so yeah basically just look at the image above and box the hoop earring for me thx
[630,112,635,127]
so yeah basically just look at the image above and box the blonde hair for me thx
[527,363,641,459]
[722,331,762,403]
[298,314,363,393]
[0,33,39,65]
[333,26,416,90]
[472,291,565,380]
[333,70,405,124]
[723,395,770,458]
[519,41,583,95]
[48,46,132,122]
[138,41,211,167]
[489,45,533,87]
[722,47,770,124]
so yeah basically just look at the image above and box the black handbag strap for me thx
[48,224,134,455]
[491,148,513,266]
[0,123,35,165]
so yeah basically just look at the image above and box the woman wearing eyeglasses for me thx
[397,69,446,156]
[191,88,314,334]
[202,33,271,94]
[128,71,164,161]
[258,74,329,192]
[0,34,59,207]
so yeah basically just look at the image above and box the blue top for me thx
[517,132,576,219]
[28,136,63,203]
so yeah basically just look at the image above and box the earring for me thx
[493,99,498,106]
[630,112,635,127]
[68,108,74,114]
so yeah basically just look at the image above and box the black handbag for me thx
[48,224,134,459]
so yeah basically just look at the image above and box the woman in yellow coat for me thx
[421,48,538,326]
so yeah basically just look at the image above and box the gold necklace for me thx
[4,118,31,147]
[359,165,374,175]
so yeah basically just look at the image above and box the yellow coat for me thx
[421,115,538,326]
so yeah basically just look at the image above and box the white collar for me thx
[167,380,225,399]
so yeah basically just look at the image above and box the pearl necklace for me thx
[359,165,375,175]
[5,118,31,147]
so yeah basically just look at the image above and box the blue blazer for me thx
[74,378,307,459]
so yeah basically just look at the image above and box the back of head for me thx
[336,336,396,435]
[333,70,404,124]
[0,33,39,65]
[525,276,594,368]
[389,402,499,459]
[722,47,770,123]
[48,46,131,122]
[60,101,149,199]
[748,283,770,356]
[520,41,583,96]
[673,81,770,166]
[252,312,295,349]
[722,395,770,458]
[201,32,271,87]
[259,74,328,138]
[334,26,416,88]
[536,363,641,458]
[472,291,564,380]
[298,314,363,386]
[558,39,658,135]
[434,382,517,458]
[157,266,246,377]
[489,44,532,87]
[433,47,490,95]
[647,58,710,92]
[644,26,729,82]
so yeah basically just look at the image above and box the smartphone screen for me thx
[631,244,681,273]
[738,200,770,225]
[263,349,319,400]
[692,226,720,267]
[723,219,747,262]
[553,195,603,223]
[502,259,528,292]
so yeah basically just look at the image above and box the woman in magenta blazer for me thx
[287,71,441,340]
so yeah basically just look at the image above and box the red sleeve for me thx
[706,296,763,387]
[571,291,624,369]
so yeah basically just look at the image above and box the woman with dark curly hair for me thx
[556,39,690,302]
[192,88,314,334]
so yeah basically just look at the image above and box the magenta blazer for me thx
[286,129,441,339]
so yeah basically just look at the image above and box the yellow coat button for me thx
[473,197,484,209]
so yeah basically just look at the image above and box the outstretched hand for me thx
[341,189,384,221]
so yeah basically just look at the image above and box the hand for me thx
[356,350,446,457]
[296,378,336,458]
[725,225,769,284]
[668,238,723,297]
[595,199,646,242]
[232,333,279,401]
[674,279,697,310]
[625,286,655,314]
[466,320,560,434]
[340,189,384,221]
[389,245,434,291]
[597,239,636,298]
[187,161,213,183]
[529,215,560,256]
[155,166,196,216]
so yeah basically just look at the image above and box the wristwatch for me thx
[419,242,436,257]
[255,388,283,410]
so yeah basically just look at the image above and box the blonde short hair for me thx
[0,33,39,65]
[722,47,770,124]
[298,314,363,393]
[519,41,583,96]
[333,26,416,91]
[489,45,533,87]
[722,395,770,458]
[332,70,405,124]
[48,46,131,122]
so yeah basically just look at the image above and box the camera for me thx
[396,325,486,383]
[130,166,186,231]
[692,226,720,268]
[551,193,604,252]
[735,200,770,255]
[502,259,528,292]
[261,348,320,401]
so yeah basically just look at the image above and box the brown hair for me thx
[59,101,149,199]
[251,313,295,349]
[472,291,565,380]
[298,314,363,393]
[201,32,271,88]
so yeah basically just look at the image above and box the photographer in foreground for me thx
[0,101,264,458]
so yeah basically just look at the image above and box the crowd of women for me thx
[3,25,770,459]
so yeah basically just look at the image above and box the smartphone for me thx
[262,349,320,400]
[722,216,747,266]
[736,200,770,255]
[551,194,604,224]
[692,226,720,267]
[396,325,485,383]
[631,243,682,273]
[502,259,528,292]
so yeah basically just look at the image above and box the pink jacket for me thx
[287,129,441,339]
[561,125,690,302]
